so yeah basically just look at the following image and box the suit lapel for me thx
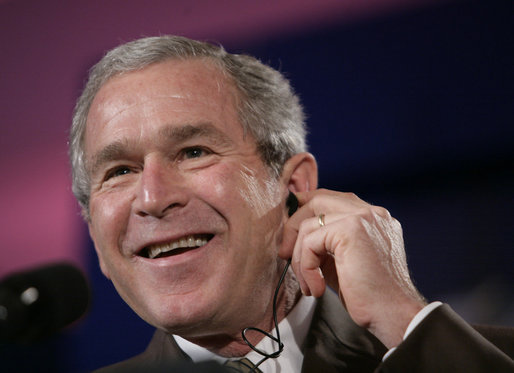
[301,290,387,373]
[143,290,387,372]
[142,328,192,362]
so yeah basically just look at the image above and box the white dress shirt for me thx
[175,296,443,370]
[175,295,317,372]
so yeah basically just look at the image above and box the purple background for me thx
[1,0,512,371]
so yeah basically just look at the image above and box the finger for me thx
[295,220,347,298]
[291,214,342,296]
[295,190,366,214]
[300,222,345,294]
[290,215,321,295]
[279,219,300,260]
[279,190,364,259]
[298,233,328,298]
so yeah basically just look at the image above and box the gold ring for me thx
[318,213,325,227]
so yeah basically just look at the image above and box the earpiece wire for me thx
[241,258,292,372]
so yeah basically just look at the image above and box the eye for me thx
[182,147,209,159]
[105,166,131,180]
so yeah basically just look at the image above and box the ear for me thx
[281,152,318,194]
[88,223,111,280]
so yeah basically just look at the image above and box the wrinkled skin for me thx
[84,59,314,355]
[84,57,425,356]
[279,190,426,348]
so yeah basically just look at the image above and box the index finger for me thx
[279,189,360,259]
[278,191,316,259]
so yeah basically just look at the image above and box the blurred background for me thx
[1,0,512,371]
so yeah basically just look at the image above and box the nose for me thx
[133,157,188,218]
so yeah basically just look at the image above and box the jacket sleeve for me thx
[377,304,514,372]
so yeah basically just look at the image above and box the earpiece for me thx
[286,192,298,217]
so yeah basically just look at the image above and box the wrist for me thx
[382,301,443,360]
[370,299,427,349]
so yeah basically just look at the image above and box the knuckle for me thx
[371,205,391,219]
[343,192,358,200]
[310,192,325,207]
[298,219,311,233]
[392,217,403,231]
[356,207,375,221]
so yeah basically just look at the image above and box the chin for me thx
[134,292,224,336]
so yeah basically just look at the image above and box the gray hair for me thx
[70,35,307,217]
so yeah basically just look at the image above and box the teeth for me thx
[148,246,162,259]
[147,235,209,259]
[188,237,195,247]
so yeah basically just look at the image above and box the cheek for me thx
[197,162,284,250]
[213,163,282,222]
[192,162,280,215]
[190,163,243,204]
[89,191,132,248]
[237,167,281,219]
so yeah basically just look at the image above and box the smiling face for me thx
[84,59,290,342]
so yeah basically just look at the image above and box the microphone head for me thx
[0,262,90,343]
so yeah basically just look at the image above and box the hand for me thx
[279,189,427,348]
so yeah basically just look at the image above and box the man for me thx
[70,35,513,372]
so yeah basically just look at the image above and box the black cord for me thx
[241,258,291,371]
[240,192,298,371]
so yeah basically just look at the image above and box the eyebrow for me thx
[88,122,234,176]
[157,122,233,147]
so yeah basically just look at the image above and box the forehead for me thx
[84,58,244,158]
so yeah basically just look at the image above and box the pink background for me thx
[2,0,512,370]
[0,0,444,277]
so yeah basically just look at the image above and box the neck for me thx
[184,269,300,357]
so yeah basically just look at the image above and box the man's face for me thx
[84,59,288,339]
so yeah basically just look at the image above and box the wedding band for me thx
[318,213,325,227]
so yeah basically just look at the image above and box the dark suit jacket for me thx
[96,291,514,372]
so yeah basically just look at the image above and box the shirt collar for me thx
[174,295,317,372]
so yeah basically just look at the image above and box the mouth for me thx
[139,234,214,259]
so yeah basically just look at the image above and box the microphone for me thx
[0,262,90,343]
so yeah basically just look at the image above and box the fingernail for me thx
[318,267,324,279]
